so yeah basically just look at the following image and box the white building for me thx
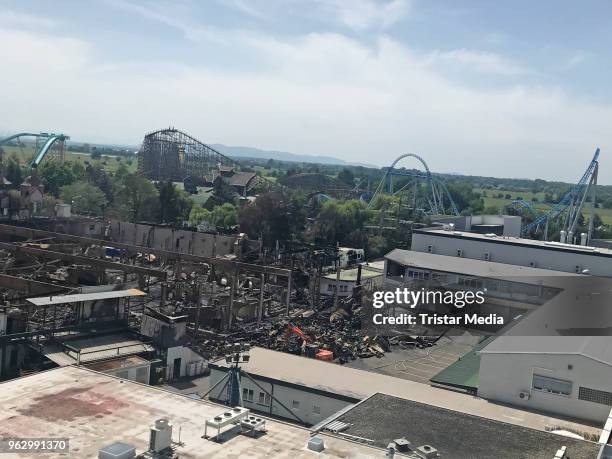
[411,227,612,276]
[431,214,522,237]
[383,249,577,324]
[320,261,384,298]
[479,336,612,424]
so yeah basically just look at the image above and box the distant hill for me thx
[210,144,372,167]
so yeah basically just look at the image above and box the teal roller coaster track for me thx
[0,132,70,168]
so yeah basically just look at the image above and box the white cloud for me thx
[107,0,228,44]
[0,10,57,29]
[0,18,609,183]
[317,0,410,31]
[427,48,529,76]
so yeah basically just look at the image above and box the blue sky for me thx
[1,0,611,182]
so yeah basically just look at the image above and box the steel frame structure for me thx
[368,153,459,215]
[521,148,600,242]
[0,132,69,168]
[138,128,234,181]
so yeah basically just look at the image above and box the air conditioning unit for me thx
[518,391,531,401]
[149,418,173,453]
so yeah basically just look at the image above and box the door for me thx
[173,357,182,379]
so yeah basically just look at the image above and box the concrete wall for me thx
[110,220,236,258]
[412,232,612,276]
[166,345,206,380]
[208,367,353,426]
[479,352,612,424]
[108,362,151,385]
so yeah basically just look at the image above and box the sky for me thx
[1,0,611,183]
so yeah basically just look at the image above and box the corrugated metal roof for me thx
[27,288,145,306]
[479,336,612,367]
[384,249,580,284]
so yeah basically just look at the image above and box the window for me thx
[265,393,271,405]
[292,400,300,409]
[242,388,254,402]
[575,265,581,273]
[313,405,321,414]
[484,252,490,261]
[327,284,334,292]
[457,249,463,257]
[427,245,433,253]
[259,391,265,404]
[136,367,148,384]
[532,374,572,396]
[579,387,612,406]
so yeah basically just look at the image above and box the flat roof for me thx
[480,336,612,367]
[84,355,149,372]
[384,249,580,284]
[415,227,612,257]
[42,333,155,366]
[210,347,599,436]
[326,393,601,458]
[322,266,383,282]
[27,288,145,306]
[0,366,380,458]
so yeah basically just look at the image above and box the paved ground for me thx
[162,374,211,397]
[345,332,481,384]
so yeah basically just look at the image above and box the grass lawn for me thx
[1,145,137,174]
[479,188,612,225]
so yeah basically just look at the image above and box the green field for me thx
[476,187,612,225]
[1,145,137,174]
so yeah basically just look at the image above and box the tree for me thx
[239,193,292,245]
[315,200,367,247]
[116,174,159,222]
[5,154,23,186]
[60,181,107,215]
[337,168,355,187]
[157,181,193,223]
[189,203,237,229]
[38,161,79,196]
[90,148,102,160]
[85,163,113,202]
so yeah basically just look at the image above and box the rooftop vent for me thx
[393,437,411,452]
[98,442,136,459]
[308,437,325,452]
[416,444,439,459]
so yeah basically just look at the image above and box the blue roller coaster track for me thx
[520,148,600,241]
[368,153,459,215]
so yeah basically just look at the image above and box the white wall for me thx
[319,278,354,297]
[109,363,151,385]
[412,232,612,276]
[478,353,612,423]
[208,367,352,426]
[166,346,207,379]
